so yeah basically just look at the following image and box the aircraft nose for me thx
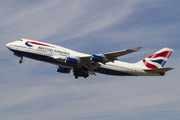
[6,43,12,50]
[6,43,10,49]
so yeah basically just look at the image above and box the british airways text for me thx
[38,46,69,55]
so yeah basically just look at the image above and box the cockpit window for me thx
[18,39,23,41]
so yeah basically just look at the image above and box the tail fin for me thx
[136,48,173,75]
[137,48,173,69]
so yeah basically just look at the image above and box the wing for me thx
[79,47,142,63]
[103,47,142,60]
[77,47,142,71]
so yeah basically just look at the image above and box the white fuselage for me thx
[6,39,161,76]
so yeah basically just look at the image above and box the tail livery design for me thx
[141,48,173,76]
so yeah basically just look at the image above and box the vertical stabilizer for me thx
[137,48,173,69]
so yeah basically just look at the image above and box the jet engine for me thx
[56,66,70,73]
[65,57,80,64]
[91,54,106,62]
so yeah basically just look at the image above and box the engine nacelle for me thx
[91,54,105,62]
[65,57,80,64]
[56,66,70,73]
[14,52,22,57]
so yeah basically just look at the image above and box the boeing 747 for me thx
[6,39,173,79]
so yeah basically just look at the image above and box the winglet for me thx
[126,47,142,52]
[132,47,142,52]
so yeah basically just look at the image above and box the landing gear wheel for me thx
[19,59,23,64]
[75,76,78,79]
[84,74,89,78]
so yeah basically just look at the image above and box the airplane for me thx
[6,39,174,79]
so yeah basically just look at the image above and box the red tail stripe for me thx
[143,59,158,69]
[148,54,154,58]
[148,51,170,58]
[167,51,172,58]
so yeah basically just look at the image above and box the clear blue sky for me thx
[0,0,180,120]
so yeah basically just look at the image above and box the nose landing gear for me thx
[19,56,23,64]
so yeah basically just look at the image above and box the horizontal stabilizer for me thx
[144,67,174,73]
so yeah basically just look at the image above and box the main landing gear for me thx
[73,69,89,79]
[19,56,23,64]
